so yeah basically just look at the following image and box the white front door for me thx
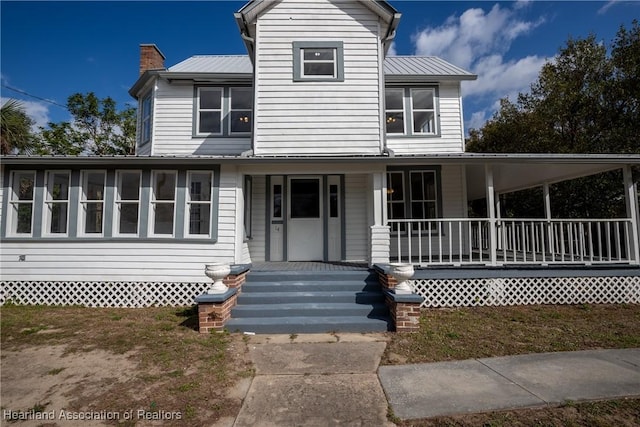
[288,177,323,261]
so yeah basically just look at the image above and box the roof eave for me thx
[128,70,162,98]
[385,74,478,83]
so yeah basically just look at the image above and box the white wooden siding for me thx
[345,173,369,261]
[386,83,465,154]
[247,176,267,262]
[0,242,233,282]
[254,0,383,156]
[152,80,251,155]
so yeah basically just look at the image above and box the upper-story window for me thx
[196,87,223,136]
[385,88,438,136]
[194,87,253,137]
[140,93,152,146]
[293,41,344,82]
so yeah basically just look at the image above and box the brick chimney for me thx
[139,44,166,75]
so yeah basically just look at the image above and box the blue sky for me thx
[1,1,638,134]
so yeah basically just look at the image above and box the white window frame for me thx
[8,170,36,236]
[410,88,437,135]
[385,87,439,136]
[114,170,141,236]
[195,87,223,136]
[301,47,337,79]
[140,93,152,146]
[185,171,213,238]
[78,170,106,236]
[149,170,177,237]
[43,170,71,237]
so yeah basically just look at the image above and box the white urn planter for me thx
[389,263,415,294]
[204,263,231,294]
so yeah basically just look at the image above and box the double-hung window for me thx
[385,88,438,135]
[293,41,344,82]
[196,87,223,136]
[79,171,105,235]
[229,88,253,135]
[44,171,70,235]
[385,89,405,134]
[150,171,176,236]
[8,171,35,235]
[387,168,441,233]
[140,93,152,145]
[115,171,141,235]
[186,171,212,237]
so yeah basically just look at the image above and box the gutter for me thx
[234,12,255,62]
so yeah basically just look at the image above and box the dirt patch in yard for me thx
[1,306,253,426]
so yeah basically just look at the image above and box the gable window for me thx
[186,171,212,237]
[79,171,106,235]
[150,171,177,236]
[140,93,152,146]
[387,168,442,233]
[115,171,141,235]
[8,171,35,236]
[44,171,70,235]
[196,87,223,135]
[385,87,438,136]
[293,41,344,82]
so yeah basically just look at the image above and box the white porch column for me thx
[370,171,390,265]
[623,165,640,264]
[485,164,498,266]
[543,182,553,259]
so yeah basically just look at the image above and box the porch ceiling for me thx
[466,161,631,200]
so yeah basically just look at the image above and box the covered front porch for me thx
[381,154,640,268]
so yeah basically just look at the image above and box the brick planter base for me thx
[194,264,249,333]
[375,264,424,333]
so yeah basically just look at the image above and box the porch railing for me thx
[388,218,637,266]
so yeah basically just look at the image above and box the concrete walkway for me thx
[380,347,640,420]
[226,335,640,425]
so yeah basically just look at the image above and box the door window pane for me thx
[291,179,320,218]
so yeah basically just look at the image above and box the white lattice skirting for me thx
[0,281,209,307]
[411,276,640,308]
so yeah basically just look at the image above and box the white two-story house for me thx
[1,0,639,317]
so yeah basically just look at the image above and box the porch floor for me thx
[251,261,369,272]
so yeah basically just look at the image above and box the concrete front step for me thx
[227,268,391,334]
[237,290,385,305]
[242,280,380,293]
[225,315,392,334]
[231,302,389,318]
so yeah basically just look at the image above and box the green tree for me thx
[1,99,34,155]
[38,92,136,155]
[466,21,640,219]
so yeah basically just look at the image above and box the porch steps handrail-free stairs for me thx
[225,269,393,334]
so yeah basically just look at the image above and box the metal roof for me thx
[165,55,475,80]
[384,56,476,80]
[169,55,253,73]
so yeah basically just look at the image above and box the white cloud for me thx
[598,1,617,14]
[410,3,547,131]
[1,97,51,132]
